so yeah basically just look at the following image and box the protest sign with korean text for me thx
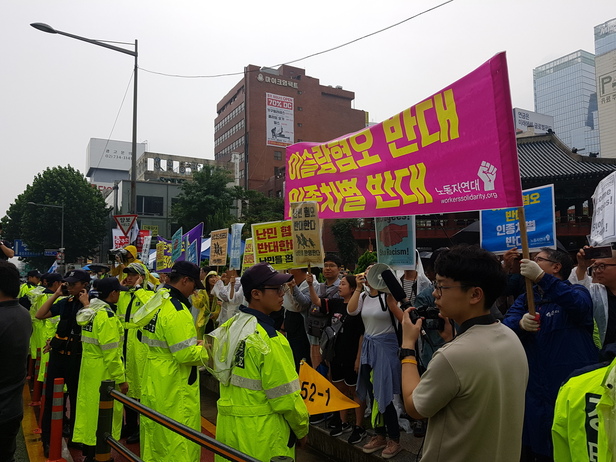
[156,237,172,272]
[285,52,522,219]
[242,238,255,273]
[171,228,183,263]
[590,171,616,246]
[251,221,294,270]
[480,184,556,254]
[375,216,416,270]
[229,223,245,270]
[291,202,324,268]
[210,229,229,267]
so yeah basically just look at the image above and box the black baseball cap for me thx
[63,269,91,283]
[41,272,63,284]
[240,263,293,295]
[27,270,42,278]
[96,277,127,296]
[170,261,205,289]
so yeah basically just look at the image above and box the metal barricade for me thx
[96,380,285,462]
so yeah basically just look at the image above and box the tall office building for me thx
[595,18,616,158]
[533,50,600,155]
[214,64,367,195]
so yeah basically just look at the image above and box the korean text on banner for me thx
[112,228,129,249]
[285,52,522,219]
[156,237,172,273]
[591,172,616,246]
[210,229,229,267]
[480,184,556,254]
[229,223,245,270]
[251,221,295,270]
[375,216,417,270]
[140,235,152,263]
[299,361,359,415]
[242,238,255,273]
[171,228,183,263]
[291,202,324,268]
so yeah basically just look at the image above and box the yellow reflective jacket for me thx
[139,286,207,462]
[214,306,309,462]
[117,286,153,399]
[72,299,125,446]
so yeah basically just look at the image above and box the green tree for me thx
[355,249,377,274]
[171,165,237,236]
[2,166,110,268]
[238,189,284,236]
[331,218,360,269]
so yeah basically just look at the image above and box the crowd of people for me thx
[1,240,615,462]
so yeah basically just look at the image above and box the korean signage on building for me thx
[266,93,294,147]
[513,108,554,134]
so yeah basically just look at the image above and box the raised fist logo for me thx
[379,223,408,247]
[477,161,497,191]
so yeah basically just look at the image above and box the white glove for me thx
[520,259,544,282]
[519,312,540,332]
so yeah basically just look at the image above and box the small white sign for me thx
[591,172,616,246]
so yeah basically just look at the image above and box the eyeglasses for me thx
[533,256,558,264]
[259,286,285,295]
[590,263,616,272]
[433,283,469,297]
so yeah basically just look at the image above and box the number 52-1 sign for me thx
[298,361,358,414]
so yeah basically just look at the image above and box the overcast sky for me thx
[2,0,613,219]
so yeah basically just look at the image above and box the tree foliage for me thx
[1,166,110,267]
[171,165,237,236]
[237,189,284,236]
[355,250,377,274]
[330,218,360,269]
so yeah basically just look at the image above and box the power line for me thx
[140,0,454,79]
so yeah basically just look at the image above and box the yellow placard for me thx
[290,201,324,268]
[242,238,255,273]
[298,361,359,415]
[210,229,228,267]
[251,221,294,270]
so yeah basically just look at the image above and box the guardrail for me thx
[95,380,286,462]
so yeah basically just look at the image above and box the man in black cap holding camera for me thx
[137,261,209,462]
[36,269,91,455]
[211,262,309,462]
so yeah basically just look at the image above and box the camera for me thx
[409,306,445,331]
[108,248,129,264]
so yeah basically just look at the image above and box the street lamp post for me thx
[27,202,65,266]
[31,22,139,215]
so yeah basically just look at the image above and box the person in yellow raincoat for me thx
[110,244,159,288]
[117,262,154,444]
[208,263,309,462]
[72,277,128,462]
[29,273,64,383]
[191,270,221,339]
[134,261,208,462]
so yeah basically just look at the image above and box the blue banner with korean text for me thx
[480,184,556,254]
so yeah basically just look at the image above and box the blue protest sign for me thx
[480,184,556,254]
[171,227,183,263]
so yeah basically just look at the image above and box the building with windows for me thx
[214,64,368,196]
[595,17,616,158]
[533,50,600,155]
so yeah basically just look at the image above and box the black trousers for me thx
[41,350,82,445]
[0,415,22,462]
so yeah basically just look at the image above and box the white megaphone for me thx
[366,263,393,294]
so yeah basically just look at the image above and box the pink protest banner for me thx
[285,52,522,218]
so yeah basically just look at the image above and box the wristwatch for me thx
[398,348,416,360]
